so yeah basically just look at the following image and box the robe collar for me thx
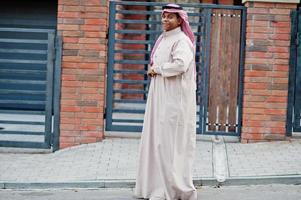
[163,27,182,38]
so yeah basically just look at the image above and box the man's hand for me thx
[147,68,158,77]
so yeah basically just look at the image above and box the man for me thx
[134,3,197,200]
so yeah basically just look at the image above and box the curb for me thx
[220,175,301,186]
[1,175,301,189]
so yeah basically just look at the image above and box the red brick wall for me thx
[242,2,297,143]
[57,0,109,149]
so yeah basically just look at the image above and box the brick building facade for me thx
[56,0,299,148]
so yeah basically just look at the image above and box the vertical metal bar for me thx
[105,1,117,131]
[146,5,159,100]
[144,5,151,100]
[202,8,212,135]
[44,31,55,148]
[198,24,204,133]
[196,8,203,134]
[237,8,247,138]
[286,10,297,136]
[293,10,301,132]
[52,34,62,151]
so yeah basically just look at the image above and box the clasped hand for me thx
[147,67,158,77]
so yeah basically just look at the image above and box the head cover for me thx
[162,4,183,10]
[150,3,195,68]
[162,3,195,44]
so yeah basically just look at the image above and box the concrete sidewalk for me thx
[0,136,301,189]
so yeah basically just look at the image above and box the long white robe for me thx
[134,27,197,200]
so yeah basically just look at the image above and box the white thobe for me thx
[134,27,197,200]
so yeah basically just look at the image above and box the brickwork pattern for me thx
[242,2,297,142]
[57,0,109,148]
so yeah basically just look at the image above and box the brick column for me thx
[242,0,299,142]
[57,0,109,148]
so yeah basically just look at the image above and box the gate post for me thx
[57,0,109,149]
[241,0,299,143]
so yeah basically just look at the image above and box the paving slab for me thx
[0,137,300,189]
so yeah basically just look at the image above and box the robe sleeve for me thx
[153,39,194,77]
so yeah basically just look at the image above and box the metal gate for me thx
[287,10,301,134]
[0,28,62,150]
[106,1,246,136]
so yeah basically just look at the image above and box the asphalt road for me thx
[0,184,301,200]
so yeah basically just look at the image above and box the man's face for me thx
[161,12,182,32]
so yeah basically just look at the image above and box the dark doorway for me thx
[0,0,57,28]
